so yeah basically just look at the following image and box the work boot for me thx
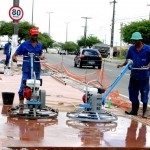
[125,102,139,116]
[142,104,147,118]
[5,61,9,66]
[19,95,24,105]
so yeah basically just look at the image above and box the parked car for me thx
[68,51,76,55]
[59,50,66,55]
[74,49,102,69]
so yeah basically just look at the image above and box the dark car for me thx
[74,49,102,69]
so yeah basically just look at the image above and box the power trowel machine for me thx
[67,59,149,123]
[8,53,58,119]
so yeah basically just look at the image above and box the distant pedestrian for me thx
[4,41,11,66]
[117,32,150,118]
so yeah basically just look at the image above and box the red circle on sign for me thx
[9,6,24,21]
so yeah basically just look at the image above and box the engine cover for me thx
[23,87,32,100]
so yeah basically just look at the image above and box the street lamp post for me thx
[65,22,69,42]
[32,0,34,24]
[46,12,53,37]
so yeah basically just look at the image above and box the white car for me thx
[59,50,66,55]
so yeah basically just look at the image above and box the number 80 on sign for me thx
[9,6,24,21]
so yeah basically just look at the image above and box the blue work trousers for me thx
[18,72,40,96]
[5,53,11,65]
[128,78,149,104]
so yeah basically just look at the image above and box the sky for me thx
[0,0,150,46]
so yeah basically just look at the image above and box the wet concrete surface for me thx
[1,53,150,149]
[0,105,150,149]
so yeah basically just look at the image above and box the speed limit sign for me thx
[9,6,24,21]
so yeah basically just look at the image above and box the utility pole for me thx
[81,17,91,48]
[32,0,34,24]
[110,0,117,59]
[120,23,123,57]
[65,22,69,42]
[46,12,53,37]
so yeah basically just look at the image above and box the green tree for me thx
[0,21,14,39]
[38,32,54,50]
[77,36,102,48]
[62,41,79,52]
[18,21,35,41]
[53,42,63,50]
[87,36,101,47]
[77,36,85,47]
[0,21,34,41]
[121,20,150,45]
[0,21,54,48]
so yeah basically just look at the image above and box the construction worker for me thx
[4,40,11,66]
[117,32,150,118]
[12,28,44,105]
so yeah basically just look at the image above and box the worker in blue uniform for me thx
[12,28,44,105]
[117,32,150,118]
[4,41,11,66]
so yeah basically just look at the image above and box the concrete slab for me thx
[0,52,150,149]
[0,105,150,149]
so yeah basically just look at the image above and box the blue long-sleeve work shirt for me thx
[16,40,43,73]
[126,44,150,80]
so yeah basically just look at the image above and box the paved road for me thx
[45,54,128,95]
[45,53,150,105]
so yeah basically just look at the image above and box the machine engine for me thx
[23,79,42,101]
[82,87,105,112]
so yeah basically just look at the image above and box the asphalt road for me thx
[45,53,150,105]
[45,53,129,96]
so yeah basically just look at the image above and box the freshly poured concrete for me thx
[0,105,150,149]
[0,53,150,149]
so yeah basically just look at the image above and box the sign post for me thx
[8,2,24,69]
